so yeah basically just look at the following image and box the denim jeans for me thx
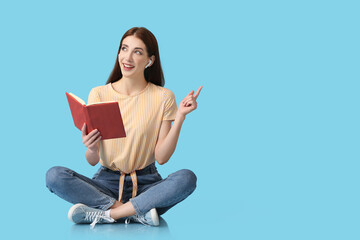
[46,163,197,216]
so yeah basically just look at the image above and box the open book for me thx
[66,92,126,140]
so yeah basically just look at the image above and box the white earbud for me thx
[145,59,152,68]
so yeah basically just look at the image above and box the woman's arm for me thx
[85,142,100,166]
[154,86,203,165]
[81,123,101,166]
[154,114,185,165]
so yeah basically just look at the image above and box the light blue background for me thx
[1,0,359,239]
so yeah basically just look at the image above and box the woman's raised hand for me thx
[81,123,102,152]
[177,86,203,117]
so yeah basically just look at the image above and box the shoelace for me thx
[125,215,151,226]
[84,212,115,229]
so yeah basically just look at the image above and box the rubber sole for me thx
[150,208,160,226]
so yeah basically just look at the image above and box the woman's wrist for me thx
[86,147,97,154]
[85,147,100,166]
[175,112,186,122]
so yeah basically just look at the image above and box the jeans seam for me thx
[67,169,116,210]
[130,186,196,216]
[83,182,116,210]
[103,198,116,210]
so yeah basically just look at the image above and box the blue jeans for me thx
[45,163,197,216]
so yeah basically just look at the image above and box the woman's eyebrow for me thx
[122,44,144,51]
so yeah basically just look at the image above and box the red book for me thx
[66,92,126,140]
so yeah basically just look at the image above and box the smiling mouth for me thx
[123,63,135,70]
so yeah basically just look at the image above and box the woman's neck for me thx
[112,76,148,96]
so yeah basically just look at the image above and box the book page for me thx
[88,101,117,105]
[68,93,85,105]
[69,92,116,106]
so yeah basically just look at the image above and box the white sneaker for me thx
[68,203,115,229]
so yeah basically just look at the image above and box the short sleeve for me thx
[87,88,100,105]
[163,89,178,121]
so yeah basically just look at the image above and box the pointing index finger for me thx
[194,86,203,100]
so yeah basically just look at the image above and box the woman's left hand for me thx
[177,86,203,117]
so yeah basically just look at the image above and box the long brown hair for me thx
[106,27,164,87]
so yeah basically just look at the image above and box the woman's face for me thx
[118,35,153,78]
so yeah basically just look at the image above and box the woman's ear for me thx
[149,55,155,67]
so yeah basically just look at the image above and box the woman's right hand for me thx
[81,123,102,152]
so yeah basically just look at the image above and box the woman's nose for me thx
[124,51,133,61]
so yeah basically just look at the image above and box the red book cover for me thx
[66,92,126,140]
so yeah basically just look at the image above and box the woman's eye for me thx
[121,47,126,51]
[136,51,142,55]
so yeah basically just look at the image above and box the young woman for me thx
[46,27,203,228]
